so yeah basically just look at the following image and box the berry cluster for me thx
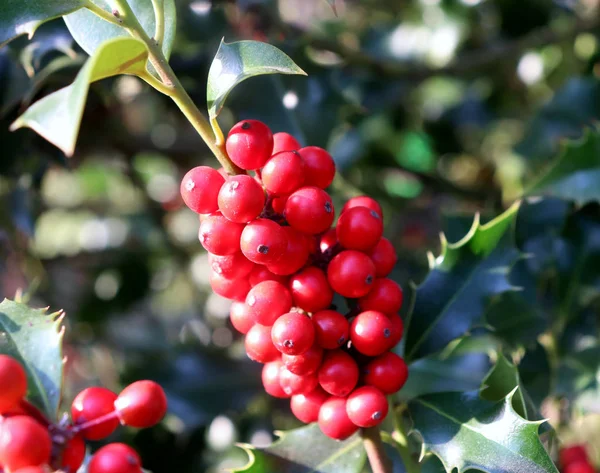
[0,354,167,473]
[560,445,596,473]
[181,120,408,440]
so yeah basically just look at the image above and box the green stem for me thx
[361,427,393,473]
[109,0,243,175]
[150,0,165,47]
[392,403,421,473]
[84,0,123,26]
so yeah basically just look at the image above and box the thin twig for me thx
[361,427,393,473]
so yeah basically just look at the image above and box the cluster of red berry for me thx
[0,354,167,473]
[560,445,596,473]
[180,120,408,440]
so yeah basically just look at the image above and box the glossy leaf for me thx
[11,37,149,156]
[0,298,65,419]
[0,0,84,47]
[404,202,521,361]
[207,40,307,119]
[410,390,558,473]
[528,129,600,204]
[233,424,366,473]
[480,353,529,419]
[64,0,176,59]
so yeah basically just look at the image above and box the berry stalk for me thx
[361,427,393,473]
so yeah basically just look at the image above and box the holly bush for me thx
[1,0,600,472]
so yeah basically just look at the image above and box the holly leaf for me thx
[232,424,366,473]
[0,0,85,47]
[528,129,600,205]
[207,39,307,120]
[64,0,176,59]
[409,390,558,473]
[10,37,149,156]
[0,298,65,420]
[404,202,521,361]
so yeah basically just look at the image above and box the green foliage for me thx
[233,425,366,473]
[0,298,64,419]
[0,0,84,46]
[11,37,150,155]
[207,40,307,120]
[410,391,557,473]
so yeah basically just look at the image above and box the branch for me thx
[361,427,393,473]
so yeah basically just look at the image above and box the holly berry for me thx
[369,238,397,277]
[12,467,47,473]
[218,175,265,223]
[350,311,394,356]
[271,312,315,356]
[279,367,318,396]
[312,310,349,349]
[209,252,254,280]
[226,120,274,170]
[318,397,358,440]
[358,278,403,315]
[336,206,383,251]
[71,387,120,441]
[327,250,376,298]
[282,344,324,375]
[284,187,335,234]
[0,416,52,471]
[246,280,292,326]
[114,380,167,429]
[230,302,254,334]
[565,462,595,473]
[180,166,225,214]
[267,226,310,276]
[261,360,289,398]
[346,386,389,427]
[199,212,245,256]
[560,445,589,467]
[318,350,359,397]
[290,387,329,423]
[240,218,287,264]
[262,151,306,195]
[61,434,86,473]
[272,132,301,154]
[319,228,338,253]
[88,443,142,473]
[0,355,27,414]
[289,267,333,313]
[245,324,280,363]
[363,352,408,394]
[297,146,336,189]
[209,272,251,302]
[249,265,289,287]
[341,196,383,219]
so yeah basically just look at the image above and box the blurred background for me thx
[1,0,599,471]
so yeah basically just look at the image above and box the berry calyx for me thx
[346,386,389,427]
[327,250,376,298]
[318,397,358,440]
[71,387,119,441]
[290,387,329,424]
[114,381,167,429]
[312,310,349,349]
[226,120,274,170]
[180,166,225,214]
[0,416,52,471]
[0,355,27,414]
[363,352,408,394]
[271,312,315,356]
[318,350,359,397]
[88,443,142,473]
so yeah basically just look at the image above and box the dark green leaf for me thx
[232,424,366,473]
[64,0,176,59]
[0,298,65,419]
[404,202,521,361]
[0,0,85,47]
[409,391,558,473]
[480,353,529,419]
[10,37,149,156]
[528,129,600,204]
[207,40,307,119]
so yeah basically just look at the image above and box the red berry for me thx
[218,175,265,223]
[0,355,27,414]
[240,219,287,264]
[230,302,254,334]
[341,196,383,219]
[565,462,596,473]
[388,313,404,348]
[290,386,329,423]
[369,238,397,277]
[262,151,306,195]
[561,446,589,467]
[261,360,289,398]
[248,265,289,287]
[297,146,336,189]
[245,324,280,363]
[318,350,359,397]
[289,267,333,313]
[199,212,245,255]
[282,344,324,375]
[267,226,310,276]
[226,120,274,170]
[312,310,349,349]
[279,367,318,396]
[284,187,335,235]
[319,228,338,253]
[208,252,254,280]
[61,434,86,473]
[358,278,403,315]
[327,250,376,298]
[71,387,119,441]
[12,467,46,473]
[336,207,383,251]
[271,312,315,356]
[346,386,389,427]
[318,397,358,440]
[209,272,250,301]
[271,194,289,214]
[363,352,408,394]
[114,380,167,429]
[246,281,292,326]
[0,416,51,471]
[350,311,394,357]
[180,166,225,214]
[272,132,301,154]
[88,443,142,473]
